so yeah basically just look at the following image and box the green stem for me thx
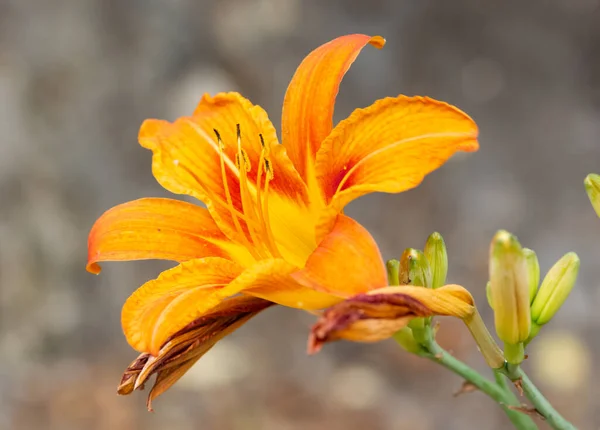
[493,370,538,429]
[419,335,537,430]
[511,368,577,430]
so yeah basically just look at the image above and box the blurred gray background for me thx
[1,0,600,429]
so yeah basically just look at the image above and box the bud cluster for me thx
[487,230,579,364]
[389,232,448,348]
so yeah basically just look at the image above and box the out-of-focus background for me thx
[1,1,599,429]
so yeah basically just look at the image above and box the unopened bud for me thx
[530,252,580,326]
[393,327,423,354]
[489,231,531,348]
[399,248,432,288]
[523,248,540,303]
[584,174,600,217]
[386,259,400,286]
[424,232,448,289]
[486,281,493,309]
[399,248,432,333]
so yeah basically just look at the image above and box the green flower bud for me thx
[489,230,530,351]
[486,281,494,309]
[399,248,432,333]
[523,248,540,303]
[386,259,400,286]
[392,327,424,354]
[530,252,580,326]
[398,248,432,288]
[584,173,600,218]
[424,232,448,289]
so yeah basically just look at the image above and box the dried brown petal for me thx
[117,296,273,410]
[308,291,432,353]
[308,285,475,353]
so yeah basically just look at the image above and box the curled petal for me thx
[292,214,388,297]
[308,284,474,353]
[87,198,249,274]
[121,257,243,354]
[316,95,479,211]
[118,296,273,411]
[282,34,385,180]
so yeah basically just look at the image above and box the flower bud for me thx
[392,327,423,354]
[530,252,580,326]
[584,173,600,217]
[398,248,432,288]
[386,259,400,286]
[523,248,540,303]
[486,281,493,309]
[489,231,531,346]
[424,232,448,289]
[399,248,432,332]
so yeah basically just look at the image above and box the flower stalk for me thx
[400,332,538,430]
[497,367,577,430]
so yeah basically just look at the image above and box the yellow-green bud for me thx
[584,173,600,217]
[398,248,432,288]
[424,232,448,289]
[523,248,540,303]
[530,252,580,326]
[489,230,531,346]
[392,327,423,354]
[386,259,400,286]
[486,281,493,309]
[399,248,432,333]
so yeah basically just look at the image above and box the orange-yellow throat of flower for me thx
[212,124,281,261]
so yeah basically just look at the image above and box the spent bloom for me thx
[87,34,478,409]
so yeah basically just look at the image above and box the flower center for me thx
[213,125,282,260]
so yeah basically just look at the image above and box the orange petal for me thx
[292,214,388,297]
[121,257,243,355]
[139,92,310,247]
[236,259,343,310]
[315,95,479,212]
[87,198,250,274]
[281,34,385,181]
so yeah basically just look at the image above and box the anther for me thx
[264,159,274,180]
[213,128,225,150]
[259,133,270,156]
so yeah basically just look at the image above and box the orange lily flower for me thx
[87,34,478,408]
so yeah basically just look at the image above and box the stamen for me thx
[214,129,225,150]
[213,128,257,255]
[260,168,280,257]
[255,134,280,257]
[264,159,274,180]
[236,124,251,171]
[235,125,270,258]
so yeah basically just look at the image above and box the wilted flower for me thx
[308,284,474,353]
[117,296,272,411]
[87,34,478,407]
